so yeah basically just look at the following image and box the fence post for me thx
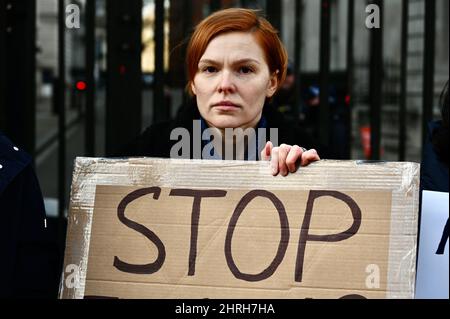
[85,0,96,157]
[319,0,331,148]
[399,0,408,161]
[105,0,143,156]
[422,0,436,148]
[369,0,383,160]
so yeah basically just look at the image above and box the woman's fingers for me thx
[270,147,279,176]
[300,149,321,166]
[265,144,320,176]
[278,144,291,176]
[286,145,302,173]
[260,141,273,161]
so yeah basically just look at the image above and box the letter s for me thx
[113,187,166,274]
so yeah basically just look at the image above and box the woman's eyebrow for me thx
[198,58,261,66]
[198,59,220,66]
[232,58,261,65]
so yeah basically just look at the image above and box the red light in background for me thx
[119,65,127,75]
[76,81,87,91]
[345,94,351,105]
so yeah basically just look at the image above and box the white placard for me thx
[415,191,449,299]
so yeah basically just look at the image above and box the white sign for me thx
[415,191,449,299]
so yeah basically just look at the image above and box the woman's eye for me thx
[239,66,253,74]
[203,66,217,73]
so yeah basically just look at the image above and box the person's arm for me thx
[1,164,60,298]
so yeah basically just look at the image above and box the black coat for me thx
[0,132,59,298]
[420,121,449,193]
[118,101,327,159]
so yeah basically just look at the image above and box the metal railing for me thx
[0,0,445,253]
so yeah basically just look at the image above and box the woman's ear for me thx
[266,71,279,98]
[191,81,197,96]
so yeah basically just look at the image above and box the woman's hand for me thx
[260,141,320,176]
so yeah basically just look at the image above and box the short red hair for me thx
[186,8,288,95]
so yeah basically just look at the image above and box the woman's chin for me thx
[206,117,244,130]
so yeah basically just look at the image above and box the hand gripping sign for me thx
[59,158,419,299]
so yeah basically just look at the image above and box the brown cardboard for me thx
[59,158,420,299]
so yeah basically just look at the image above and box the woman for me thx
[121,8,324,176]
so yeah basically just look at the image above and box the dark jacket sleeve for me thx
[0,134,60,298]
[420,121,449,193]
[114,101,201,158]
[1,165,60,298]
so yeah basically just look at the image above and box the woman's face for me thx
[191,32,278,130]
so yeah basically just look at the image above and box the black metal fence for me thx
[0,0,447,259]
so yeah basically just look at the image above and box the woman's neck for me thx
[204,115,262,160]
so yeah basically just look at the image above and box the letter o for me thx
[225,190,290,282]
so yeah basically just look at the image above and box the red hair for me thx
[186,8,288,95]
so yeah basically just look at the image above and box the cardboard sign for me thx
[59,158,420,299]
[415,191,449,299]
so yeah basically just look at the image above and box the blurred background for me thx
[0,0,448,295]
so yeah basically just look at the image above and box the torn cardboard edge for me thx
[59,158,420,299]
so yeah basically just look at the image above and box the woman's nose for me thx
[217,71,236,94]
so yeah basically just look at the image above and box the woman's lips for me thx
[212,102,241,111]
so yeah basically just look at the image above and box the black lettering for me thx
[295,190,362,282]
[436,218,449,255]
[339,294,367,299]
[225,190,290,282]
[114,187,165,274]
[169,189,227,276]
